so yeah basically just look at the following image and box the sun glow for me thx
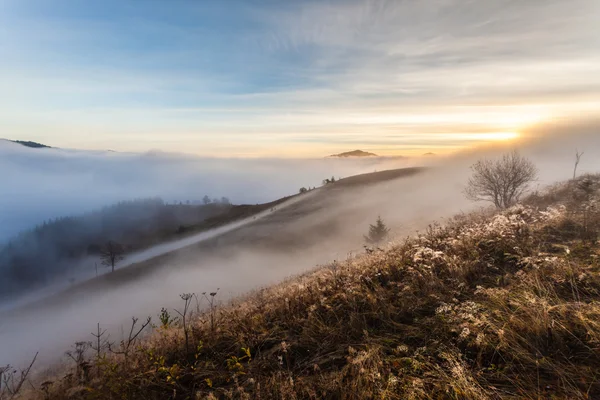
[475,132,520,141]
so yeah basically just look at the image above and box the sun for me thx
[486,132,519,141]
[471,132,519,141]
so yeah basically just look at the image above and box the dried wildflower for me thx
[475,332,486,345]
[395,345,409,355]
[436,303,453,315]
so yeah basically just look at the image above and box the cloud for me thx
[257,0,600,106]
[1,0,599,154]
[3,116,599,243]
[0,140,413,243]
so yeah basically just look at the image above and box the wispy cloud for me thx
[1,0,599,155]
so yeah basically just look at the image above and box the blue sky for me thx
[1,0,599,156]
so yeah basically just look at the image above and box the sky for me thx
[1,0,599,157]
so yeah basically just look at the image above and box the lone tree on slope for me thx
[465,150,537,209]
[100,240,125,273]
[573,150,584,180]
[364,216,390,245]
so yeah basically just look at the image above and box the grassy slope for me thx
[172,196,296,236]
[329,167,423,188]
[15,175,600,400]
[148,167,424,242]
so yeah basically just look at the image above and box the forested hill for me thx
[0,197,238,297]
[10,140,51,149]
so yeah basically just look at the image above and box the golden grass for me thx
[11,175,600,400]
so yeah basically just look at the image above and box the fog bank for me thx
[0,140,412,242]
[1,119,600,371]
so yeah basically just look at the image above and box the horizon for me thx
[1,137,430,159]
[2,0,599,157]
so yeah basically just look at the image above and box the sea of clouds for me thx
[0,140,414,243]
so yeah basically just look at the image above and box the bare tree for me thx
[465,151,538,209]
[100,240,124,272]
[573,150,584,180]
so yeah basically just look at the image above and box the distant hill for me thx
[423,152,436,156]
[330,149,378,157]
[11,140,51,149]
[0,197,256,298]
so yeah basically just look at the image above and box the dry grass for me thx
[11,175,600,400]
[327,167,425,189]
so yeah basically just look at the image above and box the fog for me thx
[0,140,412,243]
[0,194,308,314]
[1,119,599,372]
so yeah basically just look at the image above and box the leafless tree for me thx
[465,151,538,209]
[573,150,584,180]
[100,240,124,272]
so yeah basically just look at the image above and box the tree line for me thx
[0,197,234,298]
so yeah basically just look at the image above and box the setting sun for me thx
[475,132,520,141]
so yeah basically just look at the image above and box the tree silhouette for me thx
[364,216,390,245]
[573,150,584,180]
[322,177,336,186]
[100,240,124,272]
[465,151,537,209]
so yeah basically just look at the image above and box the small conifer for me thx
[364,216,390,244]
